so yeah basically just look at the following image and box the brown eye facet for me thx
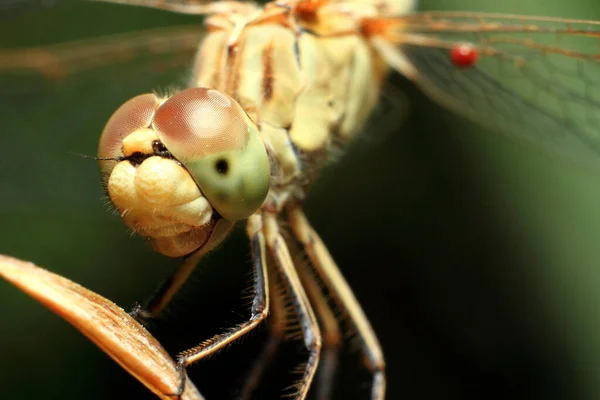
[152,87,249,161]
[152,87,271,221]
[98,93,160,175]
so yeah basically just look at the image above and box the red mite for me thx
[450,43,478,68]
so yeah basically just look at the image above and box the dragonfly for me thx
[1,0,600,399]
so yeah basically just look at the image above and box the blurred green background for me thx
[2,0,600,399]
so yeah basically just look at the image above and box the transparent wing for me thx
[92,0,259,15]
[0,1,201,217]
[368,12,600,163]
[0,0,79,19]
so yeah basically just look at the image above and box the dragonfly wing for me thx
[0,0,80,19]
[93,0,259,15]
[368,13,600,164]
[0,2,202,220]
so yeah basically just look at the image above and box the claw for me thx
[128,301,154,326]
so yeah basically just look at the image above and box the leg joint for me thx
[304,328,322,353]
[250,307,269,322]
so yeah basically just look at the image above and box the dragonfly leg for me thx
[296,254,342,400]
[175,214,270,368]
[238,264,287,400]
[263,212,322,399]
[287,205,386,400]
[126,250,205,324]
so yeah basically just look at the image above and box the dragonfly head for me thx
[98,87,271,257]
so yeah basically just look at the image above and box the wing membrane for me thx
[371,12,600,162]
[0,25,202,80]
[0,5,202,214]
[93,0,259,15]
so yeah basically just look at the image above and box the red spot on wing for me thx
[450,43,478,68]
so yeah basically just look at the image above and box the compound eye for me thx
[152,87,249,161]
[152,88,270,221]
[98,93,160,176]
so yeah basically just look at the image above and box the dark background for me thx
[2,0,600,399]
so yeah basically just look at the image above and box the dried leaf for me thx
[0,255,204,400]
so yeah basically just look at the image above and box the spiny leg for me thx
[129,250,205,321]
[174,215,270,382]
[238,260,288,400]
[287,205,385,400]
[294,250,342,400]
[239,240,339,400]
[263,212,321,399]
[132,223,233,320]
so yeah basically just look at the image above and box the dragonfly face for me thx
[99,88,270,256]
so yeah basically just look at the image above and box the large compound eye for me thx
[98,93,160,178]
[153,88,270,221]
